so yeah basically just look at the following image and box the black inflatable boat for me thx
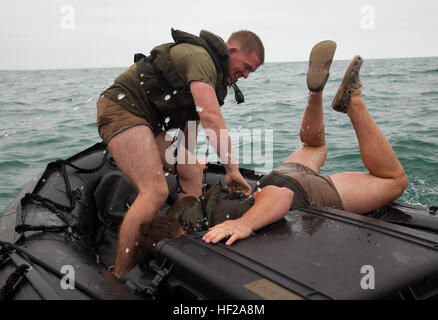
[1,142,438,300]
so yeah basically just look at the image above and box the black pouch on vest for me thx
[204,184,255,227]
[165,196,206,232]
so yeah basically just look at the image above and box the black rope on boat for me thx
[18,149,109,234]
[32,150,108,212]
[0,264,29,300]
[15,224,69,234]
[0,246,12,269]
[0,240,104,300]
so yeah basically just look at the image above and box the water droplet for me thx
[164,117,170,124]
[4,132,9,137]
[152,243,156,247]
[42,179,46,183]
[134,242,139,246]
[140,81,144,85]
[118,93,125,100]
[125,248,130,253]
[173,90,178,95]
[196,106,203,112]
[87,97,93,102]
[256,181,260,186]
[146,137,151,143]
[103,150,107,154]
[157,171,161,175]
[257,188,262,193]
[165,172,169,177]
[164,94,171,101]
[80,186,84,190]
[73,106,78,111]
[226,214,230,219]
[251,232,256,236]
[146,90,150,94]
[56,173,60,176]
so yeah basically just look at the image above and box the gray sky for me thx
[1,0,437,70]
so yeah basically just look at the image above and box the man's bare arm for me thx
[190,81,235,169]
[202,185,294,245]
[190,81,251,194]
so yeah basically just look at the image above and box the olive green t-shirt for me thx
[169,43,217,88]
[101,43,217,133]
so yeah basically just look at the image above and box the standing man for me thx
[96,28,264,277]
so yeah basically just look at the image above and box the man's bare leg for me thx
[155,131,203,199]
[283,40,336,172]
[329,60,408,214]
[283,91,327,173]
[109,126,169,278]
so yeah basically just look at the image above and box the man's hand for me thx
[202,218,252,246]
[202,185,294,247]
[225,170,252,195]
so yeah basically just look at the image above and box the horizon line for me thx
[1,55,437,72]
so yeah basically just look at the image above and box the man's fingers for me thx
[226,234,238,246]
[203,226,236,244]
[211,230,228,244]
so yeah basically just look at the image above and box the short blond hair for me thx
[227,30,265,64]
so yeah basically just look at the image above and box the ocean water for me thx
[1,57,437,213]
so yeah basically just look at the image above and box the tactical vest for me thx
[164,172,311,233]
[135,29,230,130]
[165,184,253,232]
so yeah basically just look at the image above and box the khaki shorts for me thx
[273,162,344,210]
[96,96,155,145]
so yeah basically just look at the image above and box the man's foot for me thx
[332,56,363,113]
[307,40,337,92]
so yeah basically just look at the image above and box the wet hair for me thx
[139,216,182,261]
[227,30,265,64]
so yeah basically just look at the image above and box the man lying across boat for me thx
[139,41,408,251]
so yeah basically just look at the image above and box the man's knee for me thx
[176,162,203,181]
[394,172,408,198]
[138,183,169,208]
